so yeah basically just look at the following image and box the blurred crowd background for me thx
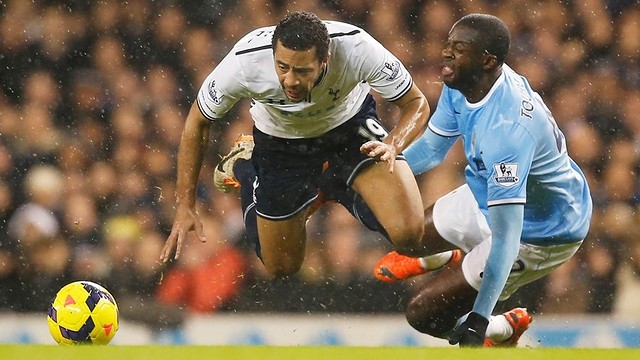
[0,0,639,332]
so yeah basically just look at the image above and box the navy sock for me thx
[233,159,261,257]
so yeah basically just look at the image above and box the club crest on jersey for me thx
[493,162,519,187]
[381,61,401,80]
[207,80,222,105]
[328,88,340,101]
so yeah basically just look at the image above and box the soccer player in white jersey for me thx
[367,14,593,347]
[160,12,432,279]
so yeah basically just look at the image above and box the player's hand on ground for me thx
[360,140,397,173]
[448,312,489,347]
[160,205,206,263]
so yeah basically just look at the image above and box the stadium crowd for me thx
[0,0,639,331]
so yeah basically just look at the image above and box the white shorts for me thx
[432,184,582,300]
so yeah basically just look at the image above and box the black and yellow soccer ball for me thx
[47,281,119,345]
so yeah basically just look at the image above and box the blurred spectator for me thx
[614,206,640,320]
[6,202,70,312]
[13,106,63,171]
[156,215,246,313]
[22,69,62,113]
[586,203,633,313]
[0,234,20,310]
[61,192,101,247]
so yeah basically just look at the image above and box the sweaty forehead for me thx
[274,40,319,66]
[447,25,479,44]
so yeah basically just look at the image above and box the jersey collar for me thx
[465,68,505,109]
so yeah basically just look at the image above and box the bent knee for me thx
[406,313,452,339]
[262,259,303,278]
[405,297,455,337]
[385,217,425,251]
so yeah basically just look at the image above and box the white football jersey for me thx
[196,20,413,138]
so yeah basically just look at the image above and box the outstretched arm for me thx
[403,128,458,175]
[160,102,212,262]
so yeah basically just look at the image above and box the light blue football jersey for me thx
[427,65,592,245]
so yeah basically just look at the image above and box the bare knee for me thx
[262,257,303,278]
[256,215,307,278]
[385,216,425,252]
[395,204,454,256]
[404,269,478,337]
[405,293,457,337]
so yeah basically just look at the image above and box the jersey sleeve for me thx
[403,128,458,175]
[427,86,460,136]
[483,124,534,206]
[356,31,413,102]
[472,203,523,318]
[196,51,246,121]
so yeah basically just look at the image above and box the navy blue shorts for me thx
[251,94,393,220]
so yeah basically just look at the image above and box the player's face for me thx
[441,25,485,92]
[274,40,327,102]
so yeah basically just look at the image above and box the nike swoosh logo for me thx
[454,110,461,114]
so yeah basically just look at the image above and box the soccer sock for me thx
[233,159,260,256]
[485,314,514,342]
[417,250,456,270]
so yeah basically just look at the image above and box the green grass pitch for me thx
[2,345,639,360]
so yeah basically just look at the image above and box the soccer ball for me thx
[47,281,119,345]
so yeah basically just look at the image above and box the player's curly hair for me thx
[455,13,510,64]
[272,11,330,62]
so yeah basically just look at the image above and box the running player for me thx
[160,12,431,279]
[368,13,593,347]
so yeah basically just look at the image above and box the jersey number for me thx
[358,118,388,141]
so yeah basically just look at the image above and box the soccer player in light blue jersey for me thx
[366,13,592,347]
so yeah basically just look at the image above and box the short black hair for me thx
[455,13,510,64]
[272,11,330,62]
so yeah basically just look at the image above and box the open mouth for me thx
[442,64,454,77]
[285,90,305,102]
